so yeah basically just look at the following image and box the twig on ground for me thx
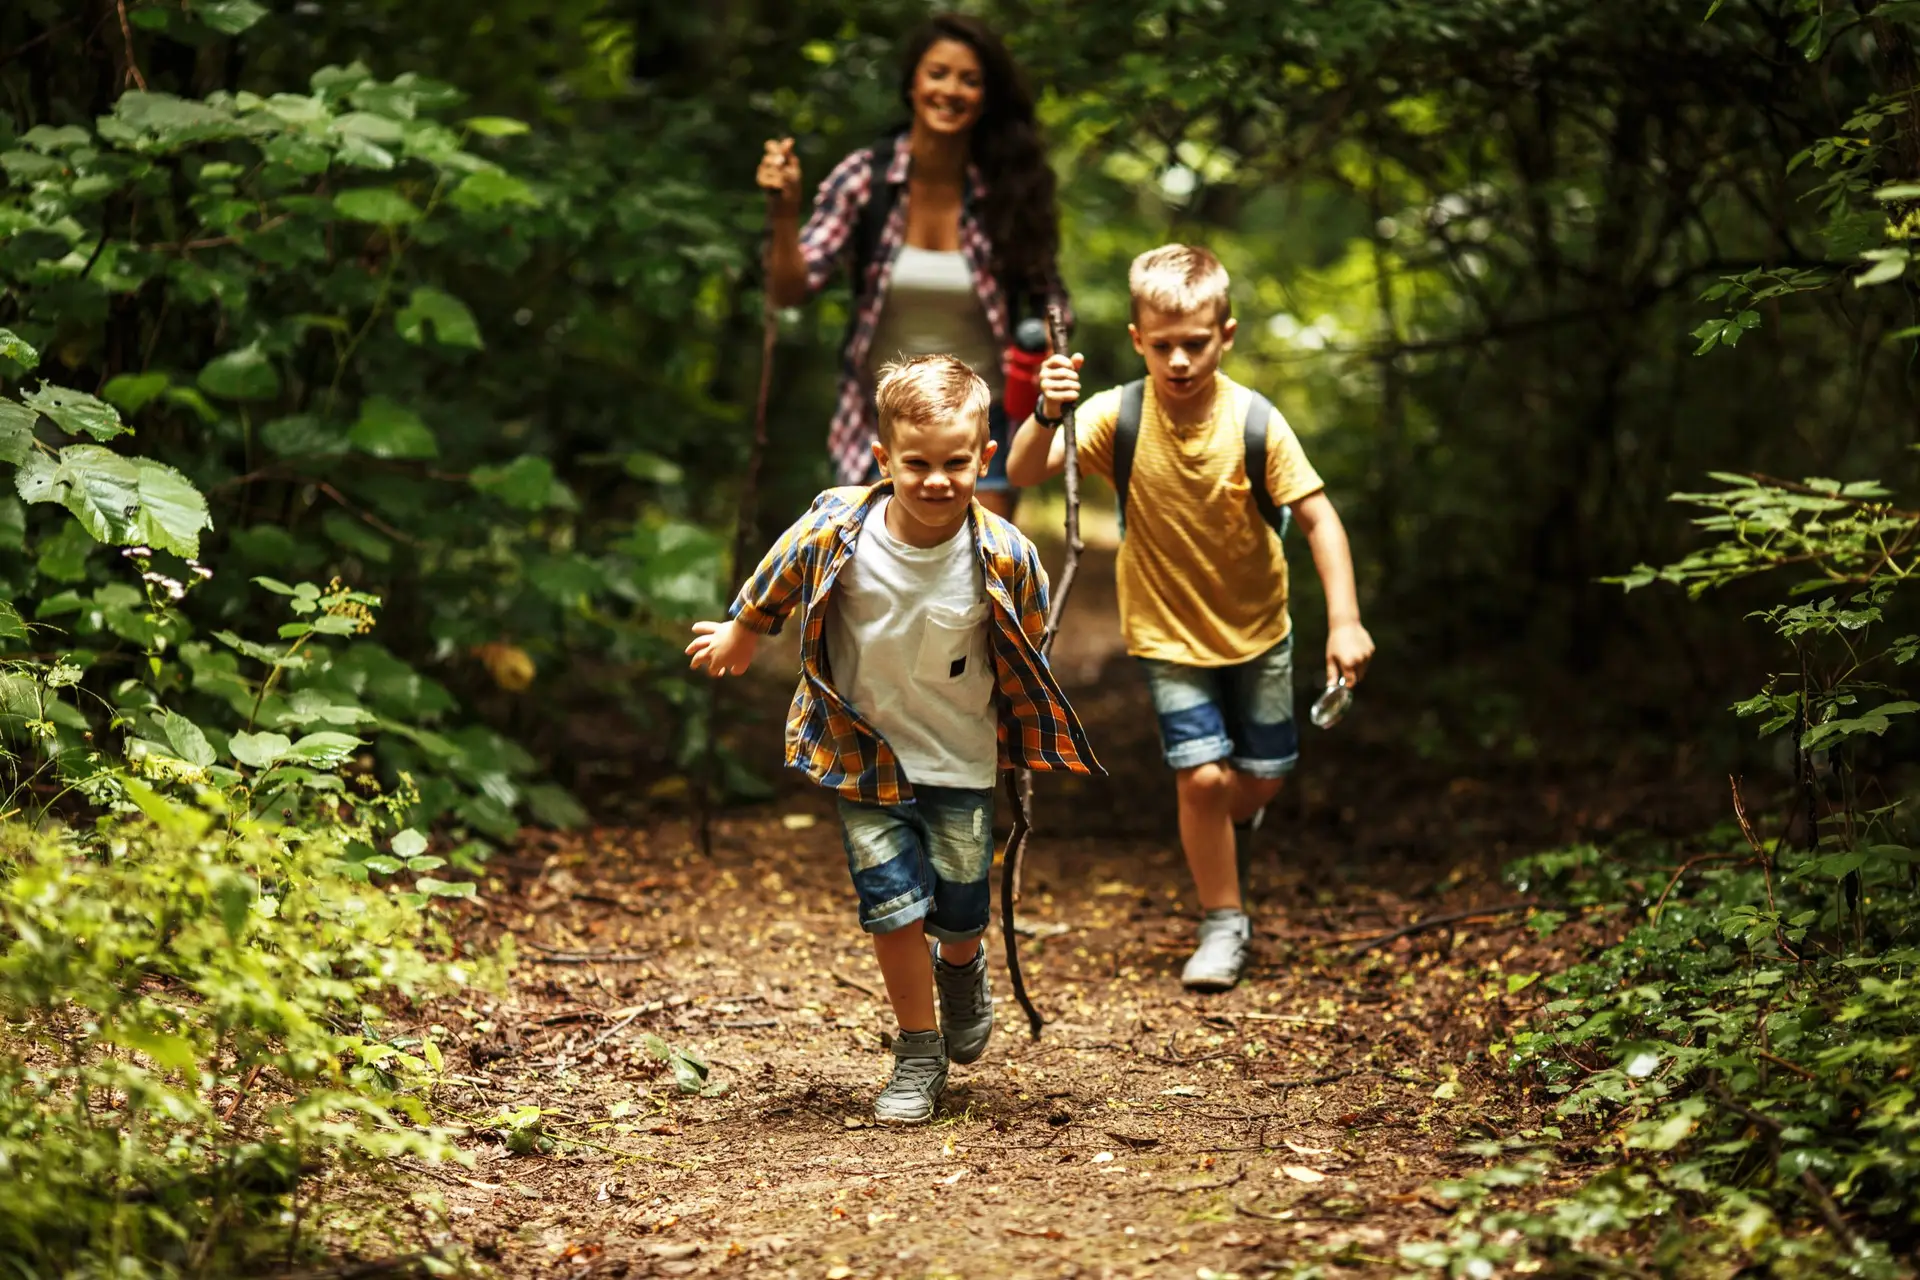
[1199,1010,1338,1027]
[1344,901,1537,955]
[525,952,649,965]
[1167,1168,1247,1193]
[831,971,881,1000]
[719,1019,780,1030]
[1233,1198,1292,1222]
[222,1063,264,1122]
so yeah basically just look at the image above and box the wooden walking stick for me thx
[1000,302,1084,1038]
[697,205,780,857]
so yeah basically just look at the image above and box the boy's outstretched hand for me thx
[1327,620,1375,688]
[687,619,759,677]
[1036,351,1083,420]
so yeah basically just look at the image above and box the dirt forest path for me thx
[419,538,1708,1279]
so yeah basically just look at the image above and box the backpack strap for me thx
[1242,391,1291,542]
[1112,379,1146,537]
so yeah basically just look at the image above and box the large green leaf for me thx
[470,455,554,509]
[449,169,540,212]
[0,328,40,374]
[134,459,213,558]
[162,710,217,768]
[195,0,267,34]
[333,186,420,225]
[395,286,482,349]
[197,344,281,401]
[101,372,170,415]
[283,731,364,767]
[229,730,291,769]
[16,446,141,545]
[22,383,127,442]
[104,91,247,149]
[0,401,36,465]
[348,396,437,459]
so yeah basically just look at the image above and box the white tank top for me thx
[866,246,1002,394]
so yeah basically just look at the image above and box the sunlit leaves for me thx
[395,286,482,348]
[333,186,420,225]
[348,396,437,459]
[21,383,126,442]
[133,459,213,558]
[196,344,280,401]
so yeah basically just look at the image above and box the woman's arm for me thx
[757,138,808,306]
[757,140,880,308]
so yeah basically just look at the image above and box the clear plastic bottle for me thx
[1310,676,1352,729]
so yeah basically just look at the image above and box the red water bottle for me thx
[1002,317,1049,423]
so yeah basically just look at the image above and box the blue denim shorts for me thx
[836,785,995,940]
[1138,635,1298,778]
[862,403,1015,493]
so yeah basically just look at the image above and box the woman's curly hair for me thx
[897,14,1061,303]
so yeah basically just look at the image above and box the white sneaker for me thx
[1181,910,1251,991]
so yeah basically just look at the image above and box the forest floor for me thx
[396,540,1721,1280]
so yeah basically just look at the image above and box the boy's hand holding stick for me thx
[1001,304,1081,1039]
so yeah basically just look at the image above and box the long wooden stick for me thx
[698,207,779,857]
[1001,303,1082,1038]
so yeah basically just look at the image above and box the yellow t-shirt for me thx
[1076,373,1324,667]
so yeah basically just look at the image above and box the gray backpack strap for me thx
[1242,391,1291,542]
[1112,379,1146,537]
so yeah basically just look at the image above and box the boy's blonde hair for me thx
[873,354,992,449]
[1128,244,1233,325]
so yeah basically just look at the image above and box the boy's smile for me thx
[874,414,995,547]
[1131,305,1238,421]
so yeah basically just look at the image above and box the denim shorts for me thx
[836,785,995,940]
[862,403,1014,494]
[1137,635,1298,778]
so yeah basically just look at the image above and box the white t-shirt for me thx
[824,499,997,789]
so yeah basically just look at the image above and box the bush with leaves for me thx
[0,802,485,1278]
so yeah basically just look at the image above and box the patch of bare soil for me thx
[398,545,1716,1279]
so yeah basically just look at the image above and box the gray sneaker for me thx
[934,946,994,1064]
[874,1029,949,1125]
[1181,909,1252,991]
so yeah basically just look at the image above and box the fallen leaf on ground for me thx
[825,1268,852,1280]
[1006,1225,1065,1240]
[781,813,817,831]
[1280,1165,1327,1183]
[1091,1151,1115,1163]
[940,1169,968,1186]
[1283,1138,1331,1156]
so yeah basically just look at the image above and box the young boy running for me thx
[1006,244,1374,992]
[687,354,1097,1123]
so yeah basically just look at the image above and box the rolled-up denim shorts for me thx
[836,784,995,941]
[862,403,1015,494]
[1137,635,1298,778]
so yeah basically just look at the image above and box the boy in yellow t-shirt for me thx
[1006,244,1375,991]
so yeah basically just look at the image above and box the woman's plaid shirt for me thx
[798,134,1072,485]
[728,484,1100,805]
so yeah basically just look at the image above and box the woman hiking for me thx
[756,12,1068,520]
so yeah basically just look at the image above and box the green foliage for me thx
[0,812,481,1277]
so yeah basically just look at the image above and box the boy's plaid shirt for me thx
[728,484,1100,805]
[798,134,1073,485]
